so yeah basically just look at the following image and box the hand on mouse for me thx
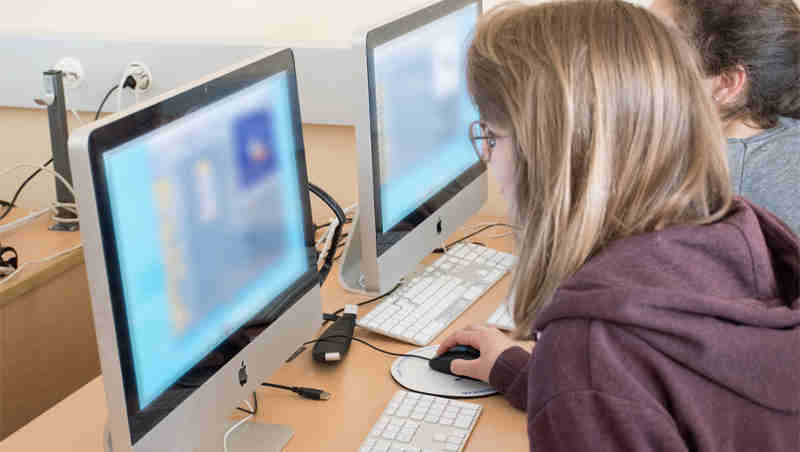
[436,324,516,383]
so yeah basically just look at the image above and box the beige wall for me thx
[0,107,93,212]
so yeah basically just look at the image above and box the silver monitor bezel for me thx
[339,0,487,294]
[68,48,322,451]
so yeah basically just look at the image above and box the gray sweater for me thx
[727,116,800,236]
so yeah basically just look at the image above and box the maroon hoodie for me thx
[489,198,800,451]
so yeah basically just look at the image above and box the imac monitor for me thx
[341,0,485,293]
[68,49,321,452]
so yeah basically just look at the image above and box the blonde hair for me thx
[466,0,733,338]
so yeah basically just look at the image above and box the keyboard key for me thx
[396,431,414,442]
[454,415,473,429]
[463,286,485,300]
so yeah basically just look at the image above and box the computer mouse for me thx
[428,345,481,377]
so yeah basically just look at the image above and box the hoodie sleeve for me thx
[529,390,689,452]
[489,346,531,411]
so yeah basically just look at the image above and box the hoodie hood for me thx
[533,197,800,413]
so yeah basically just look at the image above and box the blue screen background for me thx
[103,72,309,409]
[373,3,480,232]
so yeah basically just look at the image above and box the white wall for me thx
[2,0,649,41]
[2,0,546,43]
[0,0,650,211]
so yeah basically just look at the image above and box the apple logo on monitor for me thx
[238,361,248,386]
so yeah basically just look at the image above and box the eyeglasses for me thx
[468,120,507,163]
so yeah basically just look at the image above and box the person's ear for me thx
[710,65,747,105]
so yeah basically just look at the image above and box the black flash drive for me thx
[312,304,357,363]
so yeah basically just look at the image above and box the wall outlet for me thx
[124,61,152,92]
[54,57,84,89]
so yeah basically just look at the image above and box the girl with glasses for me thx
[440,2,800,451]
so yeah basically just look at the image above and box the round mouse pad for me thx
[390,345,498,398]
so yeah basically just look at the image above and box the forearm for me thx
[489,346,531,411]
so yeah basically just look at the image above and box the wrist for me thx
[488,346,530,393]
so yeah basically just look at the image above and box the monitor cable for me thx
[261,382,332,401]
[432,223,514,254]
[0,243,18,277]
[267,330,429,402]
[95,85,119,120]
[308,182,346,286]
[223,398,255,452]
[0,158,54,223]
[322,282,402,324]
[235,391,258,415]
[303,335,431,362]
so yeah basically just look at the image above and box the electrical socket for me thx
[54,57,84,89]
[124,61,152,92]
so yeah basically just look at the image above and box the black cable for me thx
[308,183,346,286]
[236,391,258,415]
[433,223,514,253]
[0,243,19,276]
[314,218,352,231]
[0,158,54,222]
[322,283,402,324]
[261,382,331,400]
[95,85,119,120]
[303,335,431,362]
[316,233,349,254]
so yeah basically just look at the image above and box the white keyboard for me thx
[358,243,515,345]
[486,302,516,331]
[359,390,482,452]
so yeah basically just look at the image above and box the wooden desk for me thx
[0,208,98,440]
[0,217,527,451]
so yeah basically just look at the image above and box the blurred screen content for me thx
[102,72,308,408]
[373,3,480,232]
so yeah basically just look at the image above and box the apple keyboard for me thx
[359,390,482,452]
[486,302,516,331]
[358,243,515,345]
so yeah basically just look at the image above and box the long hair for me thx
[672,0,800,129]
[466,0,733,338]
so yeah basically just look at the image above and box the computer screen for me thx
[70,49,322,451]
[371,2,480,233]
[102,70,308,410]
[341,0,486,294]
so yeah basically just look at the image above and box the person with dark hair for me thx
[652,0,800,236]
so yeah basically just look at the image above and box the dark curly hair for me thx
[673,0,800,129]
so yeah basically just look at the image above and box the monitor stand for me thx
[104,421,293,452]
[338,212,378,296]
[221,421,293,452]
